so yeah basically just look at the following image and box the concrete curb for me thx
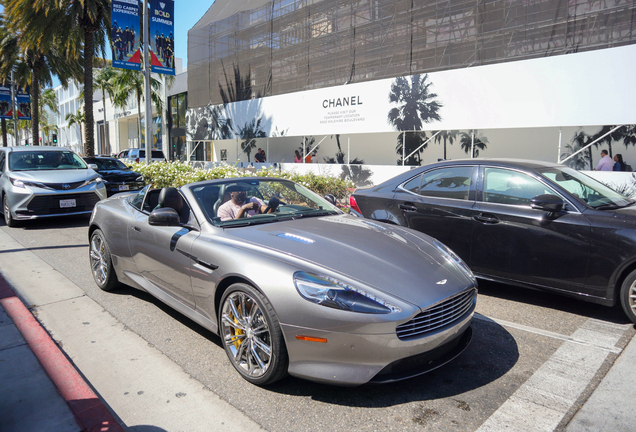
[0,275,126,432]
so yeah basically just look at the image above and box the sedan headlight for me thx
[293,271,401,314]
[80,176,104,188]
[432,239,476,284]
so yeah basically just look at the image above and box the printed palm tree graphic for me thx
[459,130,489,157]
[562,129,592,170]
[387,74,442,165]
[236,118,266,162]
[434,130,458,160]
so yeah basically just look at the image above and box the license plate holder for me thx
[60,199,76,208]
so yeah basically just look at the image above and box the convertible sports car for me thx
[88,177,477,386]
[350,158,636,323]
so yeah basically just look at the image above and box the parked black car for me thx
[351,158,636,323]
[83,157,145,197]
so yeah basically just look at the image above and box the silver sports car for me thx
[88,178,477,386]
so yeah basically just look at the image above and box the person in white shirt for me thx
[217,183,273,221]
[595,150,613,171]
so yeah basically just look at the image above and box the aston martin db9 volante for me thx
[88,177,477,386]
[350,158,636,323]
[1,146,107,227]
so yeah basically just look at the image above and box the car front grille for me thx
[396,288,476,340]
[24,193,102,215]
[42,181,86,190]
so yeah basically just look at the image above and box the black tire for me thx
[620,270,636,324]
[89,229,120,291]
[219,283,288,385]
[3,194,18,228]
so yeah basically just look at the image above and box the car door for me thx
[396,165,477,263]
[471,166,591,292]
[128,190,199,308]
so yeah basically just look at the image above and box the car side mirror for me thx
[324,194,336,205]
[149,207,181,226]
[88,164,98,170]
[531,194,564,213]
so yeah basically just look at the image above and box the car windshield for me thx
[190,178,341,227]
[538,166,634,209]
[91,158,128,170]
[9,151,87,171]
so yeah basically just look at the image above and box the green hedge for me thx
[128,161,355,206]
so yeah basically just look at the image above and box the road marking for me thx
[475,317,627,432]
[474,313,624,354]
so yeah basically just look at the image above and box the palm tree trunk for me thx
[102,98,109,155]
[137,95,142,148]
[84,28,95,157]
[1,119,6,147]
[31,68,39,145]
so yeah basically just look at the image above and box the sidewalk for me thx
[0,276,126,432]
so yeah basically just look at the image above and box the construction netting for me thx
[188,0,636,109]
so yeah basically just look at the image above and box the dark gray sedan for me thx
[350,158,636,323]
[88,177,476,386]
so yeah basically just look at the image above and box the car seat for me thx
[212,185,232,217]
[157,187,190,224]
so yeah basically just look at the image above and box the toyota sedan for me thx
[350,158,636,323]
[88,177,477,386]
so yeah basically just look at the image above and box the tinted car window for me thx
[483,168,555,205]
[0,152,5,173]
[416,167,472,200]
[402,175,422,193]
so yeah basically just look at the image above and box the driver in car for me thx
[218,183,276,221]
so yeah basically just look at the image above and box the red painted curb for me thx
[0,276,126,432]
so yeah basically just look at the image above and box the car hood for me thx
[10,169,98,183]
[224,215,475,308]
[97,169,141,181]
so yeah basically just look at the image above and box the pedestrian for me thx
[614,154,626,171]
[260,149,266,162]
[596,150,613,171]
[254,148,264,163]
[294,150,302,163]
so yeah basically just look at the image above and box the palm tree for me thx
[92,66,117,155]
[43,0,110,156]
[112,69,162,149]
[66,108,85,150]
[2,1,82,147]
[38,87,58,144]
[459,130,489,157]
[387,74,442,165]
[433,130,459,160]
[236,118,266,161]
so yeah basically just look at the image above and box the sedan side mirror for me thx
[88,164,98,170]
[531,194,564,213]
[324,194,336,205]
[149,207,181,226]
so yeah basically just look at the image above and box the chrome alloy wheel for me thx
[221,291,272,378]
[628,279,636,315]
[90,233,109,286]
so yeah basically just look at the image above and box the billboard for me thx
[111,0,142,71]
[149,0,175,75]
[16,85,30,121]
[0,81,11,120]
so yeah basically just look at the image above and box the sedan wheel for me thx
[3,194,17,228]
[621,270,636,324]
[219,284,288,385]
[89,229,119,291]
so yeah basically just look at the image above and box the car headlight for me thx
[80,176,104,187]
[9,177,48,189]
[293,271,401,314]
[432,239,476,284]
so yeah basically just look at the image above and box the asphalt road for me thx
[2,215,635,431]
